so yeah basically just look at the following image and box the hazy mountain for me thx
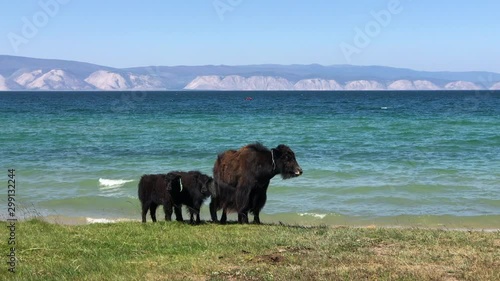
[25,69,92,90]
[185,75,293,90]
[184,76,466,91]
[0,55,112,78]
[0,75,8,90]
[413,80,441,90]
[491,82,500,90]
[1,55,499,91]
[128,73,165,90]
[344,80,385,91]
[387,80,416,90]
[444,81,483,90]
[294,79,343,90]
[85,70,129,90]
[84,70,166,90]
[386,80,441,90]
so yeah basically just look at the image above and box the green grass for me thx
[1,219,499,280]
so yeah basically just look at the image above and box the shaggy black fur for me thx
[171,171,214,224]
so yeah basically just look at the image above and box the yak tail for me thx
[213,180,234,197]
[212,180,237,209]
[137,175,147,201]
[235,182,253,212]
[208,180,220,198]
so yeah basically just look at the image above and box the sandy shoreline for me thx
[3,214,497,233]
[3,204,499,230]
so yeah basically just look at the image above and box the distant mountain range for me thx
[1,55,500,91]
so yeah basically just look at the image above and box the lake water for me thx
[1,90,499,228]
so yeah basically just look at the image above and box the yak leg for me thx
[238,196,252,224]
[238,209,249,224]
[253,192,266,224]
[235,182,252,224]
[149,203,158,222]
[141,202,150,223]
[195,209,201,224]
[253,213,261,224]
[209,200,219,222]
[189,208,196,224]
[192,202,202,224]
[220,208,228,224]
[173,205,183,222]
[163,202,173,221]
[189,209,201,225]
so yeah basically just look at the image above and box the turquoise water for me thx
[1,91,499,228]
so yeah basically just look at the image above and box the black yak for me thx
[211,143,303,224]
[138,173,183,223]
[172,171,214,224]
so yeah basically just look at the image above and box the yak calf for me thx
[138,173,183,223]
[173,171,214,224]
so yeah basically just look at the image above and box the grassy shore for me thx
[2,219,499,281]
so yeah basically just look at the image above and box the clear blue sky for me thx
[1,0,499,72]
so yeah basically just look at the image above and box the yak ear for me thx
[276,144,288,151]
[273,145,285,157]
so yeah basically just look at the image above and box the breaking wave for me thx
[298,213,327,219]
[98,178,134,188]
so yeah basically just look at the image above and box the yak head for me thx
[198,173,214,197]
[273,144,303,179]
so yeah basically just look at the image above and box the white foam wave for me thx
[298,213,327,219]
[86,217,135,224]
[98,178,134,188]
[86,218,116,224]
